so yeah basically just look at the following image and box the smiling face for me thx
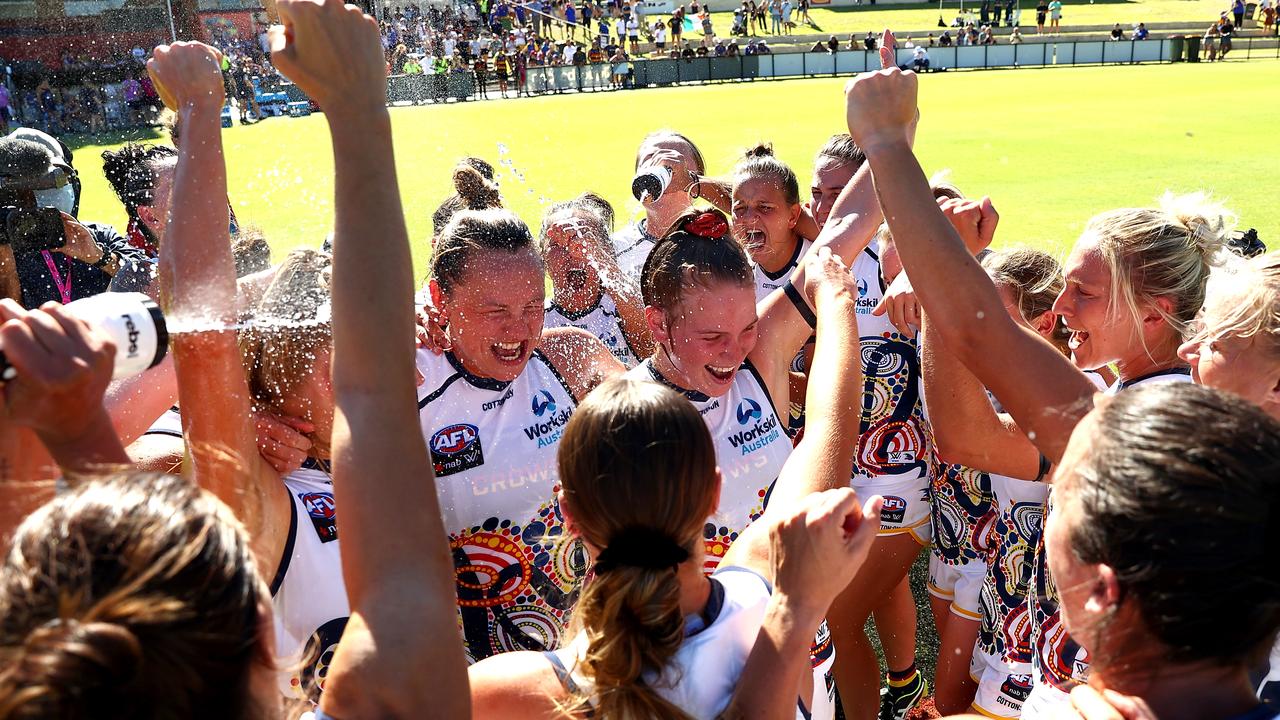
[647,279,759,396]
[809,155,857,229]
[731,176,800,262]
[1178,286,1280,419]
[435,247,547,382]
[1052,234,1142,372]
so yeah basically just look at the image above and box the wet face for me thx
[543,208,603,296]
[1053,234,1140,372]
[138,158,176,240]
[649,280,759,397]
[437,248,547,382]
[636,136,699,212]
[276,345,336,457]
[731,176,800,262]
[809,156,856,228]
[1179,289,1280,418]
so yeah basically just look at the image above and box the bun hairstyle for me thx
[640,208,753,314]
[816,133,866,170]
[0,473,267,719]
[431,157,502,237]
[432,209,539,294]
[557,379,717,720]
[1066,382,1280,669]
[1087,192,1234,338]
[981,248,1070,354]
[732,143,800,206]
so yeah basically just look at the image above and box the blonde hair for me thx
[982,247,1069,354]
[556,379,717,720]
[1088,192,1233,340]
[1194,250,1280,356]
[240,249,333,416]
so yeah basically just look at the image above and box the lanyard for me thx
[41,250,72,304]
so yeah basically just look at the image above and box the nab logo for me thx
[532,389,557,417]
[856,277,868,297]
[432,424,478,455]
[736,398,762,425]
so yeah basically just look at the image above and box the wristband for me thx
[784,283,816,329]
[1034,453,1053,483]
[91,246,111,269]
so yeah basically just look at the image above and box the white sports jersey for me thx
[1025,368,1192,718]
[551,567,834,720]
[416,348,584,663]
[612,219,658,285]
[274,463,350,701]
[544,293,640,368]
[142,406,183,438]
[848,248,932,486]
[625,359,791,573]
[752,237,813,303]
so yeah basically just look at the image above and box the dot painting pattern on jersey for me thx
[930,460,996,565]
[450,494,587,663]
[856,331,930,481]
[977,496,1045,662]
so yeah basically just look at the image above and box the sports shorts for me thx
[927,553,986,620]
[851,473,932,545]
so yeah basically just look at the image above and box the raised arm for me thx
[920,313,1042,479]
[148,44,290,566]
[266,1,468,716]
[844,68,1095,463]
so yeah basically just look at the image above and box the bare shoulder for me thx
[469,650,573,719]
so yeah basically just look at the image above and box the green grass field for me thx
[68,59,1279,281]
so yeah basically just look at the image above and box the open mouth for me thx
[565,267,590,284]
[492,340,527,365]
[1067,329,1090,352]
[706,363,737,384]
[741,229,766,249]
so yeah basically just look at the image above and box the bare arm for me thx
[845,68,1095,463]
[541,326,626,401]
[148,42,289,571]
[267,1,469,716]
[921,313,1041,479]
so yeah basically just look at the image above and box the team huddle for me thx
[0,3,1276,720]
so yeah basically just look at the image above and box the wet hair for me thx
[634,130,706,175]
[432,208,539,294]
[100,142,177,224]
[0,473,268,718]
[1191,251,1280,360]
[231,226,272,278]
[431,159,501,237]
[814,133,866,171]
[1065,382,1280,669]
[640,208,753,314]
[240,249,332,417]
[557,379,716,720]
[982,248,1070,354]
[537,193,614,254]
[732,143,799,206]
[1087,192,1232,339]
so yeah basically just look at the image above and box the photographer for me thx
[0,132,143,309]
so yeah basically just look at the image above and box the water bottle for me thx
[0,292,168,382]
[631,165,673,204]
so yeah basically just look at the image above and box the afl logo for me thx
[736,398,763,425]
[432,423,479,455]
[532,389,557,417]
[880,494,907,524]
[301,492,335,520]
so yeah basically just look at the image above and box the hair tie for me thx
[593,526,690,574]
[682,211,730,240]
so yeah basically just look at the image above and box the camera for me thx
[0,206,66,254]
[0,292,169,382]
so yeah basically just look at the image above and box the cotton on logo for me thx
[432,424,478,455]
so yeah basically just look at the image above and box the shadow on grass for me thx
[61,125,167,152]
